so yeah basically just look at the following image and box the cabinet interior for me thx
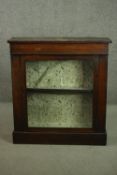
[26,60,94,128]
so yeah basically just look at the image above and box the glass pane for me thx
[26,60,93,89]
[27,92,92,128]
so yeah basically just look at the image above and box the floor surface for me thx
[0,103,117,175]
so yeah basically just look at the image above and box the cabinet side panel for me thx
[11,56,27,130]
[96,55,108,131]
[98,55,108,130]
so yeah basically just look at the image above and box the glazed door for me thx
[24,55,96,129]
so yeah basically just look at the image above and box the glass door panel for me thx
[26,60,94,128]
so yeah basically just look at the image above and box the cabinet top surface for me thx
[8,37,112,43]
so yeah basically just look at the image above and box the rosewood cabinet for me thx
[8,37,111,145]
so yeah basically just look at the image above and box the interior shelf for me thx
[27,87,93,94]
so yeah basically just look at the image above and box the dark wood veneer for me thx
[8,37,111,145]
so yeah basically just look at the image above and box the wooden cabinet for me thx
[8,37,111,145]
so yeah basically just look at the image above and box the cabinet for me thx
[8,37,111,145]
